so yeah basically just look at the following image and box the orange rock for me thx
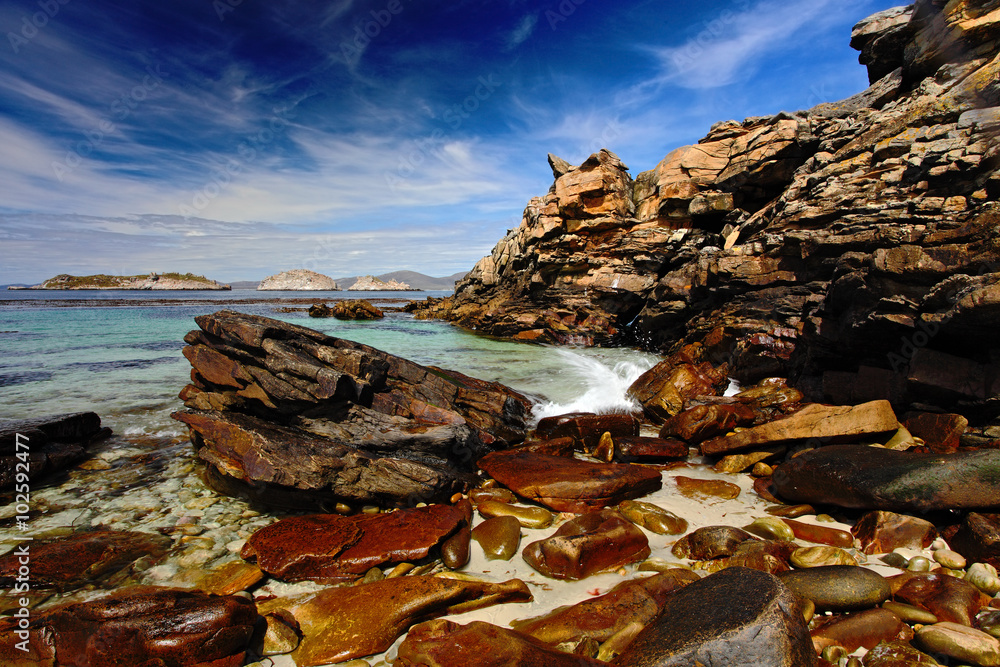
[675,475,741,500]
[522,509,650,580]
[811,608,912,653]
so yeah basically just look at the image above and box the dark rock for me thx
[522,509,651,580]
[173,311,532,508]
[310,299,385,320]
[671,525,757,560]
[0,587,257,667]
[890,571,990,626]
[852,510,938,555]
[395,619,608,667]
[950,512,1000,569]
[0,530,170,591]
[258,576,531,665]
[534,412,639,451]
[613,436,689,462]
[612,567,813,667]
[903,411,969,453]
[241,503,466,583]
[659,403,756,443]
[864,639,940,666]
[0,412,111,489]
[477,449,662,513]
[772,445,1000,512]
[810,607,913,654]
[511,570,699,645]
[778,565,891,612]
[627,352,728,422]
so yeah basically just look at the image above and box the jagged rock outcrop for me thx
[258,269,340,291]
[414,1,1000,423]
[171,311,532,509]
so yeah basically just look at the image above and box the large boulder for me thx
[173,311,533,508]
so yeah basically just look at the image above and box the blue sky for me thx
[0,0,904,284]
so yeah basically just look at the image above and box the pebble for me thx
[617,500,688,535]
[765,504,815,518]
[883,600,938,624]
[916,622,1000,666]
[471,516,521,561]
[790,546,857,568]
[935,549,967,570]
[476,500,554,529]
[675,476,740,500]
[967,563,1000,595]
[744,516,795,541]
[907,556,932,572]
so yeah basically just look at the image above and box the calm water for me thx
[0,290,660,438]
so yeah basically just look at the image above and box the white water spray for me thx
[531,347,659,422]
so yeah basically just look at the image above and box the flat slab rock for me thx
[522,509,651,580]
[701,400,899,456]
[772,445,1000,512]
[241,503,466,583]
[614,566,814,667]
[477,450,662,512]
[0,586,257,667]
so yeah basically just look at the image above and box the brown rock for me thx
[701,400,899,456]
[0,530,170,590]
[258,576,531,666]
[672,526,758,560]
[903,412,969,453]
[475,499,554,529]
[241,503,466,583]
[675,475,740,500]
[477,450,662,513]
[522,509,651,580]
[660,403,756,443]
[951,512,1000,569]
[852,511,938,555]
[0,412,111,490]
[472,516,521,560]
[534,412,639,451]
[782,518,854,548]
[614,436,689,462]
[394,619,608,666]
[891,571,990,626]
[628,358,727,422]
[332,299,384,320]
[613,567,814,667]
[811,607,912,653]
[0,586,257,667]
[864,639,940,666]
[512,570,699,645]
[618,500,688,535]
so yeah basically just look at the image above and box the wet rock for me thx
[522,509,651,580]
[778,565,891,612]
[864,639,940,666]
[165,558,265,596]
[891,571,990,626]
[511,570,699,645]
[475,499,553,528]
[535,412,639,451]
[441,501,472,569]
[811,607,912,654]
[477,450,662,513]
[772,445,1000,512]
[966,562,1000,596]
[0,530,170,590]
[472,516,521,560]
[701,400,899,456]
[613,436,689,462]
[617,500,688,535]
[790,546,857,568]
[628,356,728,422]
[659,403,756,443]
[675,475,740,500]
[0,586,257,667]
[745,516,795,541]
[713,449,783,474]
[174,311,532,508]
[853,511,938,555]
[672,525,757,560]
[395,619,608,666]
[330,299,385,320]
[613,567,813,667]
[257,576,531,665]
[700,540,797,575]
[262,609,301,656]
[782,518,854,548]
[951,513,1000,569]
[469,487,517,504]
[883,600,939,625]
[916,622,1000,667]
[903,412,969,453]
[240,503,466,583]
[0,412,111,489]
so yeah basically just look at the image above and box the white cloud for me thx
[505,14,538,51]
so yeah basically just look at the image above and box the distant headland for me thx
[8,273,231,290]
[257,269,340,291]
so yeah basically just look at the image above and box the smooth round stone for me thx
[618,500,688,535]
[790,546,857,568]
[907,556,932,572]
[469,487,517,504]
[967,563,1000,595]
[471,516,521,561]
[917,622,1000,666]
[883,600,938,624]
[935,549,967,570]
[765,504,815,519]
[778,565,890,612]
[745,516,795,542]
[752,462,773,477]
[881,552,910,569]
[476,500,553,529]
[675,476,740,500]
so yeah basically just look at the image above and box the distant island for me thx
[347,275,416,291]
[257,269,340,291]
[8,273,231,290]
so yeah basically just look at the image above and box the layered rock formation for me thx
[171,311,532,508]
[414,0,1000,422]
[257,269,340,291]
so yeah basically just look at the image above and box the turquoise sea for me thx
[0,290,661,439]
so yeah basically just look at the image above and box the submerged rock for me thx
[309,299,384,320]
[173,311,532,508]
[0,412,111,489]
[772,445,1000,512]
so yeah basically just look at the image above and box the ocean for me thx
[0,290,661,439]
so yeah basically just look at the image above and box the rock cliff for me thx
[414,0,1000,417]
[257,269,339,291]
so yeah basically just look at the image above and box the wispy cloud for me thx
[505,13,538,51]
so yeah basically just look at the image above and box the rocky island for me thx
[257,269,340,291]
[348,275,416,291]
[10,272,231,290]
